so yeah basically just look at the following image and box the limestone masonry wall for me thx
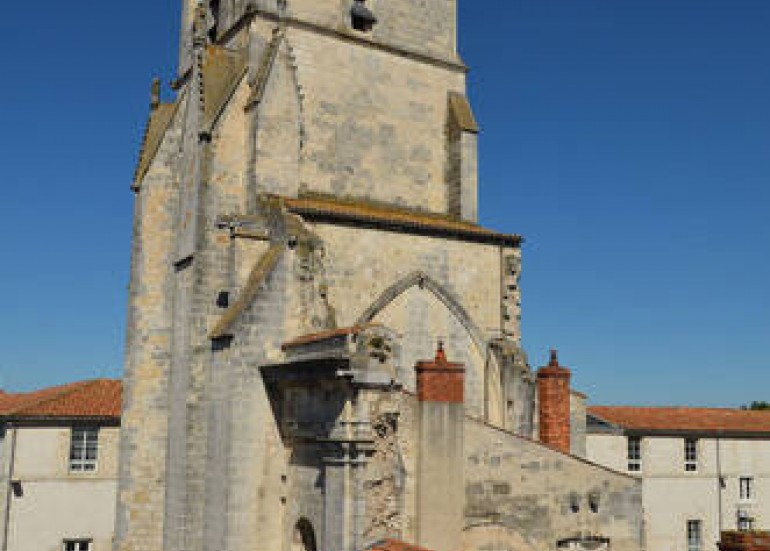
[465,419,643,551]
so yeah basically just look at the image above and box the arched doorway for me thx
[292,518,317,551]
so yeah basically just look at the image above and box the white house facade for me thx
[587,406,770,551]
[0,380,121,551]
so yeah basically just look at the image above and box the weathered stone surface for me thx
[115,2,643,551]
[465,419,643,551]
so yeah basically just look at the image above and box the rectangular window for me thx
[685,438,698,471]
[740,477,754,501]
[687,520,702,551]
[737,508,754,531]
[627,436,641,472]
[69,427,99,472]
[63,540,92,551]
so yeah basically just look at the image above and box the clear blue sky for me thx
[0,1,768,406]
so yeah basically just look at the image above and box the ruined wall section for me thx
[115,101,185,551]
[465,419,643,551]
[310,222,514,417]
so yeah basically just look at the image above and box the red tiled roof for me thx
[365,539,434,551]
[588,406,770,434]
[0,379,122,419]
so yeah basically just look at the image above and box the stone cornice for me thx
[218,7,468,74]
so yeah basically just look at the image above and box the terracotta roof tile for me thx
[281,195,521,246]
[588,406,770,434]
[282,324,380,350]
[365,539,435,551]
[0,379,122,419]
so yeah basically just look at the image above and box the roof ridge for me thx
[10,379,102,416]
[290,192,480,226]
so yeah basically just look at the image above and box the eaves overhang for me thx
[283,195,522,247]
[0,415,120,427]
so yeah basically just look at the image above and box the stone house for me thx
[0,379,121,551]
[587,406,770,551]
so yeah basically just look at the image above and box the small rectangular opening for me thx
[627,436,641,472]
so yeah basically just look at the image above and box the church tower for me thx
[115,1,532,551]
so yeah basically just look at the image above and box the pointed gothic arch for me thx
[355,271,487,355]
[462,522,538,551]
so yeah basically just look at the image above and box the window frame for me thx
[627,436,642,472]
[687,519,702,551]
[737,508,755,531]
[69,426,99,473]
[63,539,92,551]
[684,438,698,472]
[739,476,754,502]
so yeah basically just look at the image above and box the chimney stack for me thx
[537,349,571,454]
[415,342,465,551]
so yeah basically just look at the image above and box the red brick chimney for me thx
[415,341,465,403]
[415,342,465,551]
[719,531,770,551]
[537,349,571,454]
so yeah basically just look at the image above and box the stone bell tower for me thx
[115,1,530,551]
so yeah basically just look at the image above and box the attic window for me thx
[351,0,377,32]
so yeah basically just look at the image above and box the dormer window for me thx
[351,0,377,32]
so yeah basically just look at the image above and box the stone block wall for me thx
[465,419,643,551]
[114,98,184,551]
[569,391,587,458]
[289,25,465,213]
[117,0,521,549]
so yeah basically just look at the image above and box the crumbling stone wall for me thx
[465,419,643,551]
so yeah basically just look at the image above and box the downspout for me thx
[2,424,17,551]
